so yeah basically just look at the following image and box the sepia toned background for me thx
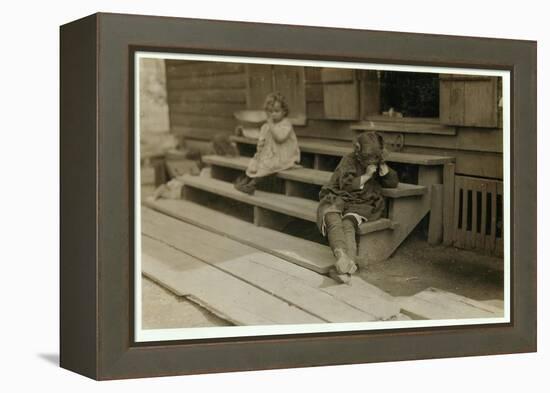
[140,57,506,331]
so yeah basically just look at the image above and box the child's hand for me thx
[378,163,389,176]
[257,138,265,149]
[365,164,378,177]
[359,164,378,188]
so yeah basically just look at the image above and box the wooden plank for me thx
[171,126,231,141]
[360,70,381,117]
[144,198,334,273]
[321,68,355,83]
[142,235,322,325]
[478,180,488,250]
[402,146,502,179]
[305,83,324,101]
[246,252,400,320]
[402,128,503,153]
[439,80,465,125]
[202,155,426,197]
[170,101,244,116]
[168,88,246,104]
[485,181,497,253]
[462,177,472,249]
[481,299,504,309]
[178,175,393,235]
[142,210,391,322]
[231,136,454,165]
[169,73,247,90]
[183,174,317,221]
[143,200,401,321]
[320,68,359,120]
[294,118,501,155]
[350,121,455,135]
[453,175,464,248]
[272,65,307,117]
[428,184,444,245]
[443,163,455,245]
[471,179,479,248]
[246,64,273,109]
[306,102,325,119]
[464,78,498,127]
[209,254,379,322]
[171,114,237,130]
[398,287,504,320]
[323,83,360,120]
[304,67,322,83]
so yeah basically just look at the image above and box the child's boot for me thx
[234,175,256,195]
[329,248,357,284]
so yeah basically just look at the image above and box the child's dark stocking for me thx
[324,213,358,283]
[342,217,357,263]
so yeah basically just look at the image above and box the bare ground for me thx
[142,277,231,329]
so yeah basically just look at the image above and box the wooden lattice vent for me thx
[453,176,503,256]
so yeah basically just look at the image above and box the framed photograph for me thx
[60,13,537,380]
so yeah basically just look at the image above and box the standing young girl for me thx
[234,92,301,194]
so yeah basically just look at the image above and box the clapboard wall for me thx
[165,60,247,142]
[165,60,503,180]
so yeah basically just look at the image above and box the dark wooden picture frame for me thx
[60,13,537,380]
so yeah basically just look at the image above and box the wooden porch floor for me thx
[141,202,504,328]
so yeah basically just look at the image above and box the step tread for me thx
[231,136,454,165]
[203,155,427,198]
[181,175,394,235]
[143,198,335,273]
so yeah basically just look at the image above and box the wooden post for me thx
[443,163,456,245]
[428,184,444,245]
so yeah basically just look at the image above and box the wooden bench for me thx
[202,155,427,198]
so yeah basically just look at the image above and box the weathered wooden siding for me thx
[166,61,503,179]
[165,60,247,142]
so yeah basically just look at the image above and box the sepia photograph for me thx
[135,52,509,341]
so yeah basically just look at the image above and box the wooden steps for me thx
[180,175,395,235]
[231,136,454,165]
[143,198,335,273]
[202,155,427,198]
[142,207,401,322]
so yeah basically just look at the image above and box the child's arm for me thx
[255,123,269,153]
[336,157,371,191]
[269,119,293,143]
[378,164,399,188]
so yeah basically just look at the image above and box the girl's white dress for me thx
[246,118,301,178]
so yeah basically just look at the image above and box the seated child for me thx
[316,132,399,284]
[234,92,300,194]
